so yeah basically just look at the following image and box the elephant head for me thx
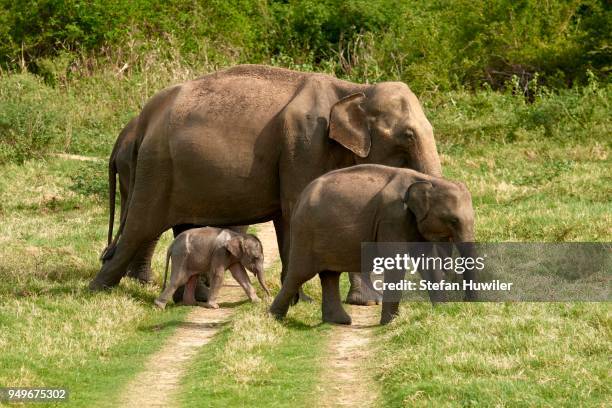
[329,82,441,177]
[404,180,478,300]
[226,234,270,296]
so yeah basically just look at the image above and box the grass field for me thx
[0,65,610,406]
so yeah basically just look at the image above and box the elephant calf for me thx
[155,227,269,309]
[269,164,477,325]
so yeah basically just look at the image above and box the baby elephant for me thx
[155,227,269,309]
[270,164,477,325]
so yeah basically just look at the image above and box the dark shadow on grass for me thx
[282,317,325,331]
[218,299,249,308]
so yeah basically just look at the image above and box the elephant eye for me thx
[447,216,459,225]
[400,130,415,143]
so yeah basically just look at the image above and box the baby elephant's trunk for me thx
[256,267,271,296]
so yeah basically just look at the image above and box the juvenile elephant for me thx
[154,227,269,309]
[91,64,442,308]
[269,164,477,325]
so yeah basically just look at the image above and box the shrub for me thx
[0,1,609,91]
[68,161,107,199]
[0,73,64,163]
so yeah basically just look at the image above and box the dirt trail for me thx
[118,222,278,408]
[319,304,381,408]
[51,153,104,162]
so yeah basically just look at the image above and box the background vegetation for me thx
[0,0,610,164]
[1,0,610,88]
[0,1,610,406]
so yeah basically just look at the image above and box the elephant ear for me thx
[225,236,243,258]
[404,181,433,222]
[329,93,370,158]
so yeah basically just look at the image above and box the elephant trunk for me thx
[456,240,478,301]
[416,128,442,177]
[255,266,270,296]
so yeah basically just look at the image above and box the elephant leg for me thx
[90,179,171,289]
[275,215,312,303]
[171,224,209,303]
[275,215,289,283]
[320,271,351,325]
[229,263,259,302]
[126,237,159,283]
[155,259,192,309]
[202,266,224,309]
[91,223,162,290]
[419,264,447,304]
[346,273,382,306]
[269,260,317,319]
[182,274,199,306]
[380,268,405,325]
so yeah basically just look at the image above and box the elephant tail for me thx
[112,114,144,249]
[162,242,173,290]
[100,138,121,262]
[102,116,141,261]
[107,152,118,247]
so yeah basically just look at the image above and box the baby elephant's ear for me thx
[404,181,433,222]
[225,236,243,258]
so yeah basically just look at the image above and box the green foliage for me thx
[425,79,611,144]
[0,1,609,90]
[0,73,64,163]
[69,161,108,199]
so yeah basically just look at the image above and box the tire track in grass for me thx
[117,222,279,408]
[319,304,381,407]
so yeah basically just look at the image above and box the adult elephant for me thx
[91,64,442,306]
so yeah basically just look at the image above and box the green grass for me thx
[441,139,611,242]
[0,63,610,407]
[370,123,611,405]
[0,157,192,407]
[373,302,611,407]
[178,263,331,407]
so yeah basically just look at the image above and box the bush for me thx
[0,73,64,163]
[425,77,611,144]
[69,161,108,199]
[0,1,609,91]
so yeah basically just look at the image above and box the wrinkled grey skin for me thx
[91,65,442,305]
[101,116,158,282]
[155,227,269,310]
[101,119,247,300]
[269,164,477,325]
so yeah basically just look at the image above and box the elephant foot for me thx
[322,306,352,325]
[380,313,396,325]
[380,307,400,325]
[202,301,219,309]
[345,287,381,306]
[269,301,289,320]
[126,266,152,284]
[154,299,166,309]
[88,278,111,291]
